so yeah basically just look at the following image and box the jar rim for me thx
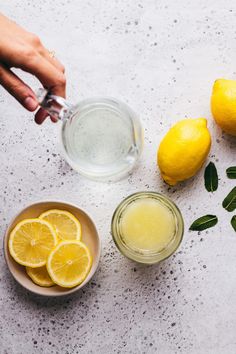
[111,191,184,264]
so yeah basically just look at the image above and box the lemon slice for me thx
[9,219,57,267]
[47,240,92,288]
[39,209,81,241]
[26,266,54,287]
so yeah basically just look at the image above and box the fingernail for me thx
[23,97,38,111]
[51,116,58,123]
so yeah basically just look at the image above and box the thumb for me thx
[0,64,38,111]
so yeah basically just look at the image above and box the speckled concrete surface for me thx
[0,1,236,353]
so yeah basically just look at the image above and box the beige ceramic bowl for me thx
[4,201,101,296]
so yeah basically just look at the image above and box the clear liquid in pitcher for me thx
[61,98,143,181]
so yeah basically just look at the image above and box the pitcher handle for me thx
[36,88,73,121]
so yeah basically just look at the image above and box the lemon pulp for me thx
[120,197,175,252]
[8,218,57,267]
[26,266,54,287]
[47,240,92,288]
[39,209,81,241]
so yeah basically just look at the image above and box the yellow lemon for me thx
[26,266,54,287]
[211,79,236,136]
[47,240,92,288]
[39,209,81,241]
[157,118,211,185]
[8,219,57,267]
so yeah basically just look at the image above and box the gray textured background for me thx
[0,1,236,353]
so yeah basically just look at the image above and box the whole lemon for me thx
[157,118,211,185]
[211,79,236,136]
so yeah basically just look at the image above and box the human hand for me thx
[0,13,66,124]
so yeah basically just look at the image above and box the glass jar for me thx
[111,192,184,264]
[37,89,143,181]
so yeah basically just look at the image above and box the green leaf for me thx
[231,216,236,232]
[226,167,236,179]
[189,215,218,231]
[204,162,218,192]
[222,187,236,212]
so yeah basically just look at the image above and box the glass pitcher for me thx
[37,88,143,181]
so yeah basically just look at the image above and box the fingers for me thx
[34,108,49,124]
[16,48,66,124]
[0,64,38,111]
[25,32,65,74]
[34,108,58,124]
[16,50,66,97]
[41,48,65,74]
[0,36,66,124]
[34,49,64,124]
[18,52,66,123]
[0,62,62,124]
[36,48,65,124]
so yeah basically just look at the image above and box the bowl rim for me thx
[3,199,101,297]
